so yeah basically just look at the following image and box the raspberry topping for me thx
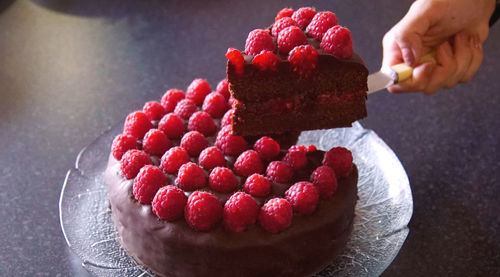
[221,109,235,127]
[223,192,259,232]
[133,165,167,204]
[176,162,207,191]
[143,101,166,121]
[291,7,317,29]
[174,99,198,120]
[180,131,208,156]
[158,113,186,139]
[185,191,223,231]
[123,111,153,139]
[288,45,318,78]
[277,26,307,55]
[228,96,237,108]
[285,182,319,215]
[266,161,293,183]
[186,78,212,105]
[283,148,308,170]
[111,134,138,160]
[275,8,294,21]
[244,173,271,197]
[188,111,216,136]
[253,136,280,160]
[198,146,226,170]
[271,17,297,37]
[306,11,338,40]
[252,51,279,71]
[152,185,187,221]
[160,146,190,174]
[208,167,238,192]
[307,145,317,152]
[245,29,275,56]
[258,198,293,233]
[120,149,152,179]
[202,92,227,118]
[226,48,245,75]
[215,125,248,156]
[320,25,353,59]
[310,165,338,198]
[234,150,264,177]
[161,88,185,113]
[322,147,353,177]
[142,129,172,156]
[216,79,230,101]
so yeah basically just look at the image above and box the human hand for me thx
[382,0,496,94]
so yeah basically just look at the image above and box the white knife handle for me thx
[390,53,436,84]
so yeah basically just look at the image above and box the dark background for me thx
[0,0,498,276]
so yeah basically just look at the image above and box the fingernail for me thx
[402,47,415,65]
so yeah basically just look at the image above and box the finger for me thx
[382,31,404,69]
[447,33,473,87]
[461,35,484,82]
[424,41,456,94]
[387,62,434,93]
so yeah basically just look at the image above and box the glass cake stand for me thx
[59,121,413,277]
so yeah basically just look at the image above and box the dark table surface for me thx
[0,0,498,276]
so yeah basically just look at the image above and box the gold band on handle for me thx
[391,53,437,84]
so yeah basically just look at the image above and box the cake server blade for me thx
[367,71,395,94]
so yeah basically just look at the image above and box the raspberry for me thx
[133,165,167,204]
[120,150,152,179]
[310,165,338,198]
[152,185,187,221]
[252,51,279,71]
[160,146,190,174]
[306,11,338,40]
[221,109,235,127]
[307,145,317,152]
[223,192,259,232]
[291,7,317,29]
[158,113,186,139]
[215,125,248,156]
[202,92,227,118]
[174,99,197,120]
[208,167,238,192]
[288,45,318,78]
[143,101,166,121]
[266,161,293,183]
[176,162,206,191]
[186,78,211,105]
[226,48,245,75]
[234,150,264,177]
[322,147,353,177]
[285,182,319,215]
[243,173,271,197]
[258,198,293,233]
[320,25,353,59]
[188,111,216,136]
[271,17,297,37]
[185,191,223,231]
[142,129,172,156]
[282,148,308,170]
[199,146,226,170]
[228,96,237,108]
[289,144,317,153]
[253,136,280,160]
[180,131,208,156]
[277,26,307,55]
[216,79,230,101]
[244,29,275,56]
[123,111,153,139]
[161,89,185,113]
[111,134,138,160]
[275,7,294,21]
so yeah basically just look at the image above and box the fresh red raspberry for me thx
[208,167,238,192]
[266,161,293,183]
[253,136,280,160]
[307,145,317,152]
[111,134,138,160]
[243,173,271,197]
[283,148,308,170]
[288,45,318,78]
[258,198,293,233]
[275,7,294,21]
[186,78,212,105]
[158,113,186,139]
[285,181,319,215]
[228,96,238,108]
[188,111,216,136]
[234,150,264,177]
[216,79,230,101]
[202,92,227,118]
[221,109,235,127]
[271,17,297,37]
[252,51,279,71]
[215,125,248,156]
[133,165,167,204]
[176,162,206,191]
[161,88,185,113]
[245,29,275,56]
[143,101,166,121]
[277,26,307,55]
[160,146,190,174]
[310,165,338,198]
[199,146,226,170]
[142,129,172,156]
[223,192,259,232]
[320,25,353,59]
[180,131,208,156]
[174,99,197,119]
[120,150,152,179]
[226,48,245,75]
[322,147,353,177]
[123,111,153,139]
[185,191,223,231]
[289,144,317,153]
[152,185,187,221]
[306,11,338,40]
[291,7,317,29]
